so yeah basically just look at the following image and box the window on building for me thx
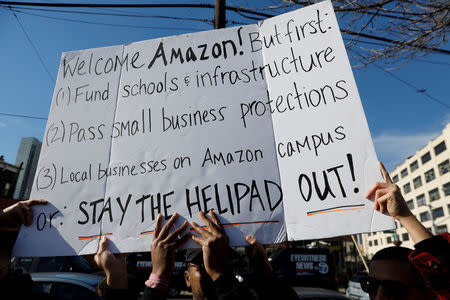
[368,241,372,247]
[387,237,392,244]
[403,183,411,194]
[374,240,378,246]
[413,176,422,189]
[429,188,440,201]
[401,168,408,178]
[420,211,430,222]
[425,168,436,182]
[402,233,409,241]
[436,225,448,235]
[448,204,450,215]
[434,141,446,156]
[443,182,450,196]
[410,160,419,172]
[417,194,426,206]
[392,174,399,183]
[432,207,444,219]
[438,159,449,175]
[406,200,414,209]
[421,152,431,164]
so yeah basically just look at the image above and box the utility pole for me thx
[214,0,226,29]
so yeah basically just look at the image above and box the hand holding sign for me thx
[191,210,230,281]
[365,162,412,219]
[0,199,48,228]
[94,237,128,289]
[151,213,190,276]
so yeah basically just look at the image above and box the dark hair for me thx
[371,246,412,263]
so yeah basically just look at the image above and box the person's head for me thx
[184,249,216,300]
[364,246,434,300]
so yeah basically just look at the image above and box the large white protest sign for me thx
[13,0,394,257]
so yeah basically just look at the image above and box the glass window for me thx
[413,176,422,189]
[436,225,448,235]
[402,233,409,241]
[443,182,450,196]
[410,160,419,172]
[432,207,444,219]
[448,204,450,215]
[420,211,430,222]
[406,200,414,209]
[368,241,372,247]
[421,152,431,164]
[434,141,446,156]
[392,175,399,183]
[425,168,436,182]
[401,168,408,178]
[429,188,440,201]
[417,194,426,206]
[374,240,378,246]
[386,237,392,244]
[438,159,449,175]
[403,183,411,194]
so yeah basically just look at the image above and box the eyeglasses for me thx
[360,276,408,299]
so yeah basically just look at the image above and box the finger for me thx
[199,211,220,235]
[246,235,257,245]
[365,182,388,199]
[191,233,205,246]
[163,221,188,243]
[25,206,33,226]
[153,214,163,239]
[375,193,391,215]
[379,162,393,184]
[191,221,213,238]
[16,204,28,226]
[23,199,48,207]
[209,210,224,233]
[171,233,191,248]
[158,213,179,240]
[97,236,108,255]
[374,188,388,201]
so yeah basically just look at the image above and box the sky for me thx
[0,0,449,172]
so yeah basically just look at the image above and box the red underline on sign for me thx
[78,233,113,241]
[139,220,280,236]
[306,204,365,216]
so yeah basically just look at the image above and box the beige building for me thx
[362,123,450,258]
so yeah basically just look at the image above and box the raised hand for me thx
[365,162,412,219]
[0,199,48,227]
[245,235,273,276]
[94,237,128,289]
[190,210,229,281]
[151,213,190,276]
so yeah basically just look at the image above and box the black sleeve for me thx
[102,284,137,300]
[141,286,168,300]
[246,273,300,300]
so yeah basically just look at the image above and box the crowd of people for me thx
[0,162,448,300]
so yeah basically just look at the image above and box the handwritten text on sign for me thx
[14,0,393,257]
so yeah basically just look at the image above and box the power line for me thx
[1,1,448,55]
[0,112,47,120]
[372,63,449,109]
[11,9,206,31]
[9,8,54,83]
[7,6,213,23]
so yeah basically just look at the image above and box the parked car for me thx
[11,256,97,273]
[345,271,369,300]
[295,287,350,299]
[31,272,103,300]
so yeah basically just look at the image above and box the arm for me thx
[94,237,134,300]
[143,213,189,300]
[365,162,432,244]
[245,235,299,300]
[190,210,258,300]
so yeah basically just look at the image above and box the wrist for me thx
[106,271,128,289]
[146,273,170,291]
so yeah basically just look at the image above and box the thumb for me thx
[97,236,108,255]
